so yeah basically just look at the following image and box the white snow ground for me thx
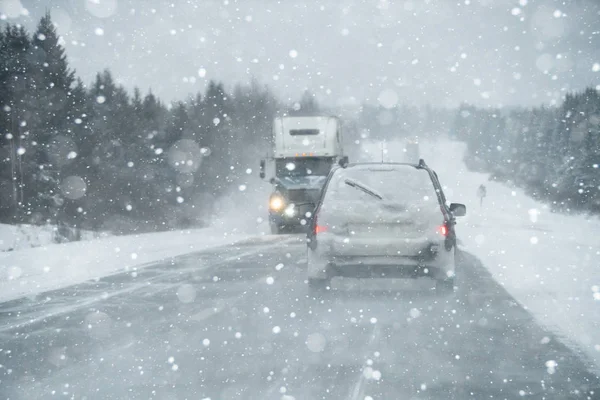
[0,223,105,252]
[362,138,600,372]
[0,228,249,303]
[0,175,271,304]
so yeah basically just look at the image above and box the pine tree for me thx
[0,25,33,222]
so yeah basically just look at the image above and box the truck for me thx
[259,115,348,234]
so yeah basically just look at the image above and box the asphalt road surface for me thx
[1,235,599,399]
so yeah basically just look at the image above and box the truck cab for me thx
[260,116,347,234]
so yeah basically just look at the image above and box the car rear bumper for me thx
[330,261,441,279]
[307,234,455,280]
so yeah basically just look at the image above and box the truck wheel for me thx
[270,223,281,235]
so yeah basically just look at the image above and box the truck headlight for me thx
[284,205,296,217]
[269,196,284,211]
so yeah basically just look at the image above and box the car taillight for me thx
[315,225,328,234]
[313,214,327,235]
[438,224,449,236]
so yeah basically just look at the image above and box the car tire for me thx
[308,278,332,296]
[435,278,455,296]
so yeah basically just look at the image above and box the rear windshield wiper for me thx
[344,179,383,200]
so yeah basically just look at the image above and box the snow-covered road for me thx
[1,236,598,399]
[2,136,600,399]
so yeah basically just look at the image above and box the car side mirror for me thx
[338,156,349,167]
[269,177,275,184]
[449,203,466,217]
[259,160,266,179]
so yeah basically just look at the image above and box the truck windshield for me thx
[276,158,334,177]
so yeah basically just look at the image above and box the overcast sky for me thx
[1,0,599,108]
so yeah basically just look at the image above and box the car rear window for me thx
[324,166,438,206]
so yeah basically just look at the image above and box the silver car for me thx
[306,160,466,295]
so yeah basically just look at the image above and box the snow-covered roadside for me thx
[363,138,600,371]
[0,223,107,252]
[0,228,249,303]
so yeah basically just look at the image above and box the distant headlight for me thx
[269,196,284,211]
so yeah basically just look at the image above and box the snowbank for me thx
[0,228,248,303]
[363,138,600,371]
[0,223,105,252]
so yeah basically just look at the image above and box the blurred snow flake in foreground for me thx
[7,266,22,280]
[203,338,210,346]
[530,236,538,245]
[85,311,112,339]
[272,326,281,334]
[592,285,600,301]
[266,276,274,285]
[289,49,298,58]
[168,139,202,173]
[306,333,326,352]
[0,0,25,19]
[363,367,381,380]
[475,234,485,245]
[545,360,557,374]
[94,27,104,36]
[409,308,421,319]
[593,63,600,73]
[96,95,106,104]
[60,176,87,199]
[528,208,539,223]
[540,336,551,344]
[238,184,247,191]
[85,0,117,18]
[176,284,197,303]
[198,68,207,78]
[377,89,398,109]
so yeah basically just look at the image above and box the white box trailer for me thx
[260,115,348,234]
[272,116,343,159]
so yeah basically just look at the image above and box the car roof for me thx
[336,162,423,172]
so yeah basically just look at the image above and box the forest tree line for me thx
[0,14,296,234]
[453,88,600,213]
[2,14,599,238]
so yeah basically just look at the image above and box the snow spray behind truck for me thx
[259,116,348,234]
